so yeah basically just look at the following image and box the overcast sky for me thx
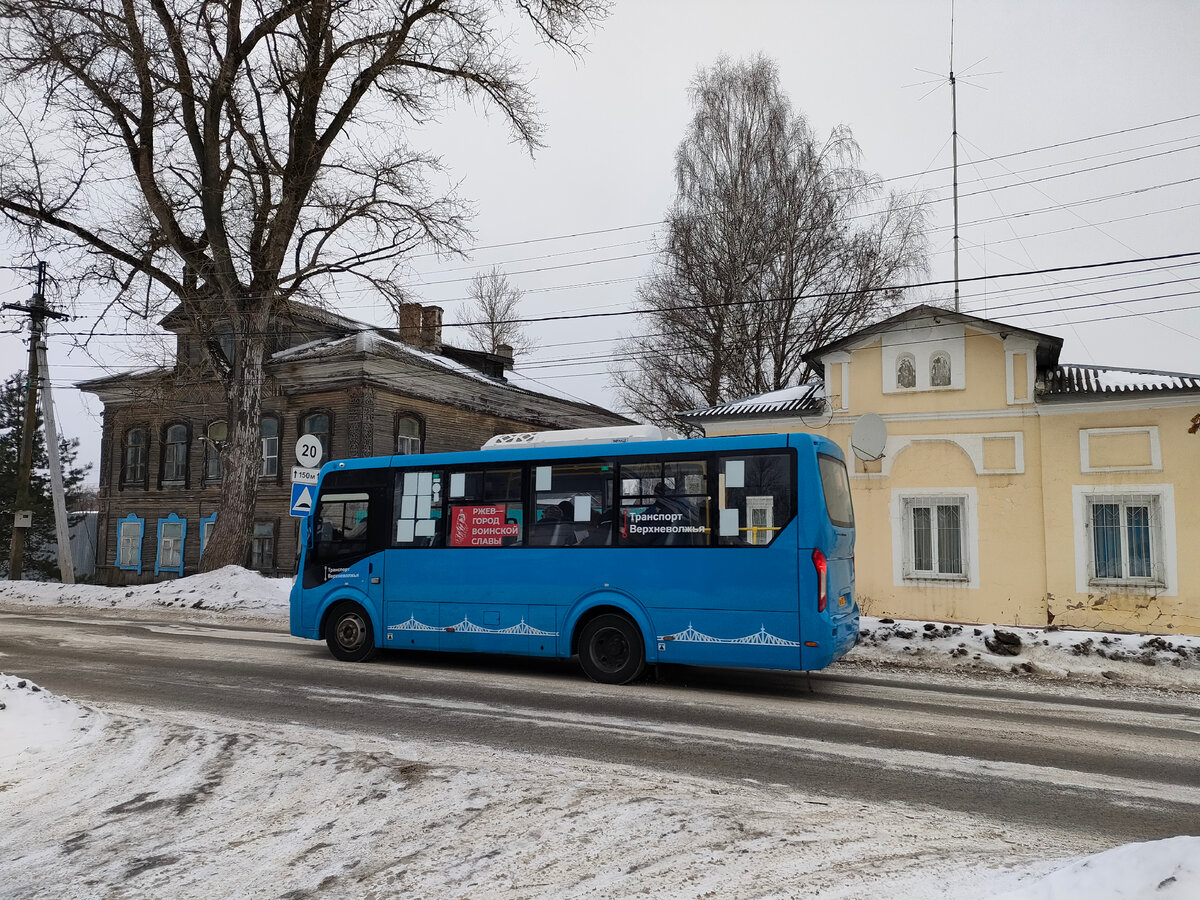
[2,0,1198,479]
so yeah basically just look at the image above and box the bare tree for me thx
[456,266,533,357]
[0,0,609,569]
[614,56,926,429]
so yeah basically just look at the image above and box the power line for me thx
[39,251,1200,338]
[36,290,1200,389]
[405,112,1200,257]
[48,117,1200,313]
[37,253,1200,378]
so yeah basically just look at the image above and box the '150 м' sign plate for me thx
[291,466,319,486]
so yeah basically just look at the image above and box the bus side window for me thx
[446,466,524,548]
[530,462,614,547]
[717,454,794,546]
[619,459,710,547]
[393,470,444,547]
[314,491,373,562]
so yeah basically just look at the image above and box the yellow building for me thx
[682,306,1200,636]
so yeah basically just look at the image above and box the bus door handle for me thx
[371,577,381,584]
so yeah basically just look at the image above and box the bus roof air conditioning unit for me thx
[482,424,679,449]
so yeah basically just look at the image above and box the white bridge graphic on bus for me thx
[385,616,796,646]
[658,624,800,647]
[387,616,559,637]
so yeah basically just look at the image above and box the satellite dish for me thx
[851,413,887,461]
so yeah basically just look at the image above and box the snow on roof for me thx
[271,329,505,387]
[682,382,825,419]
[1043,364,1200,397]
[272,330,625,417]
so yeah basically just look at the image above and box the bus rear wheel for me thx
[578,613,646,685]
[325,601,378,663]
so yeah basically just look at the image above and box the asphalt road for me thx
[3,607,1198,844]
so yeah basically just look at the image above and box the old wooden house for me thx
[79,302,630,583]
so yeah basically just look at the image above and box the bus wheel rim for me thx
[337,614,366,651]
[594,628,629,672]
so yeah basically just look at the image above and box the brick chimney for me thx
[420,305,443,351]
[395,302,422,345]
[496,343,515,370]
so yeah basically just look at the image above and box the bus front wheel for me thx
[325,601,378,663]
[578,613,646,685]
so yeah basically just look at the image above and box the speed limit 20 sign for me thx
[295,433,324,468]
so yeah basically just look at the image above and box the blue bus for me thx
[289,430,858,684]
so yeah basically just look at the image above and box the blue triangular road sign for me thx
[290,483,314,517]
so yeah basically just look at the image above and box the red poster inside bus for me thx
[449,504,520,547]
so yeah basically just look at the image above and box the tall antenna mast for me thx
[950,1,960,312]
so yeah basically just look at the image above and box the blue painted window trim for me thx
[199,512,218,556]
[156,513,187,576]
[116,513,145,574]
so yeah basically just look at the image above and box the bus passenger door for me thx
[309,481,390,645]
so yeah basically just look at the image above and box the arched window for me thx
[930,352,952,387]
[396,415,423,455]
[123,428,147,486]
[163,423,189,483]
[896,354,916,389]
[301,412,330,461]
[261,417,279,477]
[204,421,226,484]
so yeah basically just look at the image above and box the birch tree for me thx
[614,56,926,429]
[0,0,609,569]
[456,266,533,357]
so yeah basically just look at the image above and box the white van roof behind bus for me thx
[482,424,679,449]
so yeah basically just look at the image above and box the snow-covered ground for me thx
[2,570,1199,897]
[0,673,1196,899]
[849,616,1200,693]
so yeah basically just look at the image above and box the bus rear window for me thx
[718,453,793,546]
[817,454,854,528]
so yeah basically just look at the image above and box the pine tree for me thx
[0,371,90,579]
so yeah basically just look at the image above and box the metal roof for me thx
[1042,364,1200,398]
[681,382,825,420]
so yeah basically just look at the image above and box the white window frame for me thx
[891,488,979,589]
[902,497,967,580]
[396,415,422,455]
[117,514,144,573]
[261,417,280,477]
[155,514,186,575]
[745,496,775,546]
[1072,485,1176,595]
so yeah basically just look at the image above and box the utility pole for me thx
[37,337,76,583]
[950,6,960,313]
[951,66,960,313]
[4,261,68,580]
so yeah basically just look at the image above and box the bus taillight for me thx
[812,548,828,613]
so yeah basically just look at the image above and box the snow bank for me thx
[0,673,92,760]
[846,616,1200,691]
[996,836,1200,899]
[0,565,292,618]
